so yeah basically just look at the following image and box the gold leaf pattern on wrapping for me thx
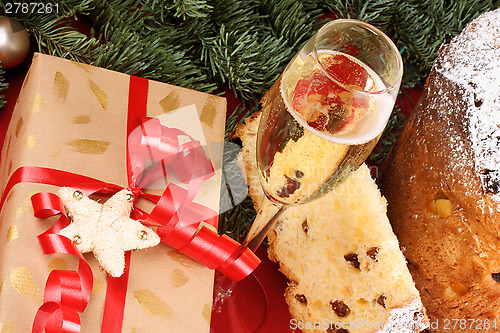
[202,304,212,324]
[71,60,93,73]
[54,72,69,101]
[200,96,218,127]
[171,269,189,288]
[6,225,18,242]
[51,148,61,158]
[3,136,11,169]
[0,321,15,333]
[15,206,25,220]
[131,328,146,333]
[159,91,180,114]
[10,267,41,302]
[15,118,23,137]
[26,135,37,149]
[48,257,68,271]
[166,249,198,269]
[134,289,173,318]
[92,278,103,297]
[66,139,110,155]
[32,93,45,114]
[73,115,92,124]
[201,304,212,325]
[0,281,5,295]
[89,79,108,110]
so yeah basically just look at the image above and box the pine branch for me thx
[218,138,257,241]
[15,12,101,64]
[394,0,497,87]
[81,0,217,92]
[259,0,324,50]
[204,25,292,101]
[167,0,213,19]
[55,0,97,18]
[321,0,396,31]
[224,103,262,139]
[0,0,101,65]
[210,0,262,32]
[218,196,256,242]
[321,0,499,87]
[140,8,219,90]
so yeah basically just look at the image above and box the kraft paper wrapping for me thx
[0,53,226,332]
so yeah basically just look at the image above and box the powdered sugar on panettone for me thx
[436,9,500,200]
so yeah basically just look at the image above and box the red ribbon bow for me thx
[0,76,260,333]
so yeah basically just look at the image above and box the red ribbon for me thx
[30,192,92,333]
[0,76,260,333]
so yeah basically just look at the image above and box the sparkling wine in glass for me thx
[246,19,403,249]
[212,19,403,332]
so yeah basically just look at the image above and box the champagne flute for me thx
[212,19,402,331]
[244,19,403,250]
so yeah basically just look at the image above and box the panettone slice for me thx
[234,112,428,333]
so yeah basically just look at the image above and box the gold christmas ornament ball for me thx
[0,17,30,69]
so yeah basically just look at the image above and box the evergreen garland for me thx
[322,0,500,87]
[0,0,498,237]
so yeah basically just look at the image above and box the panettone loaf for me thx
[379,9,500,333]
[234,113,428,333]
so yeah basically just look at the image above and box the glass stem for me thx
[212,274,237,313]
[241,203,286,252]
[212,203,286,312]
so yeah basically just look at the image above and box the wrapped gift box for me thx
[0,53,226,332]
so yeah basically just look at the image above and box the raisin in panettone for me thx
[379,9,500,333]
[234,112,428,333]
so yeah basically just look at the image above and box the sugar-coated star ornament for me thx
[58,187,160,277]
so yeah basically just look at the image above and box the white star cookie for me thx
[58,187,160,277]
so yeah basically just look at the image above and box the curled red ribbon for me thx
[0,76,260,333]
[31,192,92,333]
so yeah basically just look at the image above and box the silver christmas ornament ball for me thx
[0,17,30,69]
